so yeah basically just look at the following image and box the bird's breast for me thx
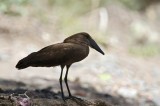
[63,44,89,65]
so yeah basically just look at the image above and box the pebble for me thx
[117,87,138,98]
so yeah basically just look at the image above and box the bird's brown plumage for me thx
[16,32,104,99]
[26,43,89,67]
[16,32,92,69]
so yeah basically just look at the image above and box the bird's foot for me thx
[61,95,67,101]
[67,95,84,101]
[61,94,84,101]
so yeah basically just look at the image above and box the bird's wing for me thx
[27,43,81,67]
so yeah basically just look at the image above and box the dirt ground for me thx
[0,79,156,106]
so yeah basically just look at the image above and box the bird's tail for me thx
[16,57,29,70]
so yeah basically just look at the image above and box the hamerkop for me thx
[16,32,105,100]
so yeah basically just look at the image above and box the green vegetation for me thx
[99,73,111,81]
[0,0,158,16]
[0,0,30,15]
[129,44,160,57]
[0,0,159,58]
[119,0,159,10]
[119,0,147,10]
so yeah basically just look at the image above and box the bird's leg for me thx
[64,65,84,101]
[64,65,72,97]
[59,65,65,99]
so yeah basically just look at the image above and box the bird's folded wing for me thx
[27,43,78,66]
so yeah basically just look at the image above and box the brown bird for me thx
[16,32,104,100]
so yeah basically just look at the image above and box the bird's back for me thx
[16,43,89,69]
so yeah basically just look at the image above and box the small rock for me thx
[0,51,10,61]
[117,87,138,98]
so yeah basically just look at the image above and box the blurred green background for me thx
[1,0,160,56]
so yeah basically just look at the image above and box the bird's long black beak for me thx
[88,38,105,55]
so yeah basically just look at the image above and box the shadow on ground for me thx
[0,79,157,106]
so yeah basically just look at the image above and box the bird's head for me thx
[64,32,105,55]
